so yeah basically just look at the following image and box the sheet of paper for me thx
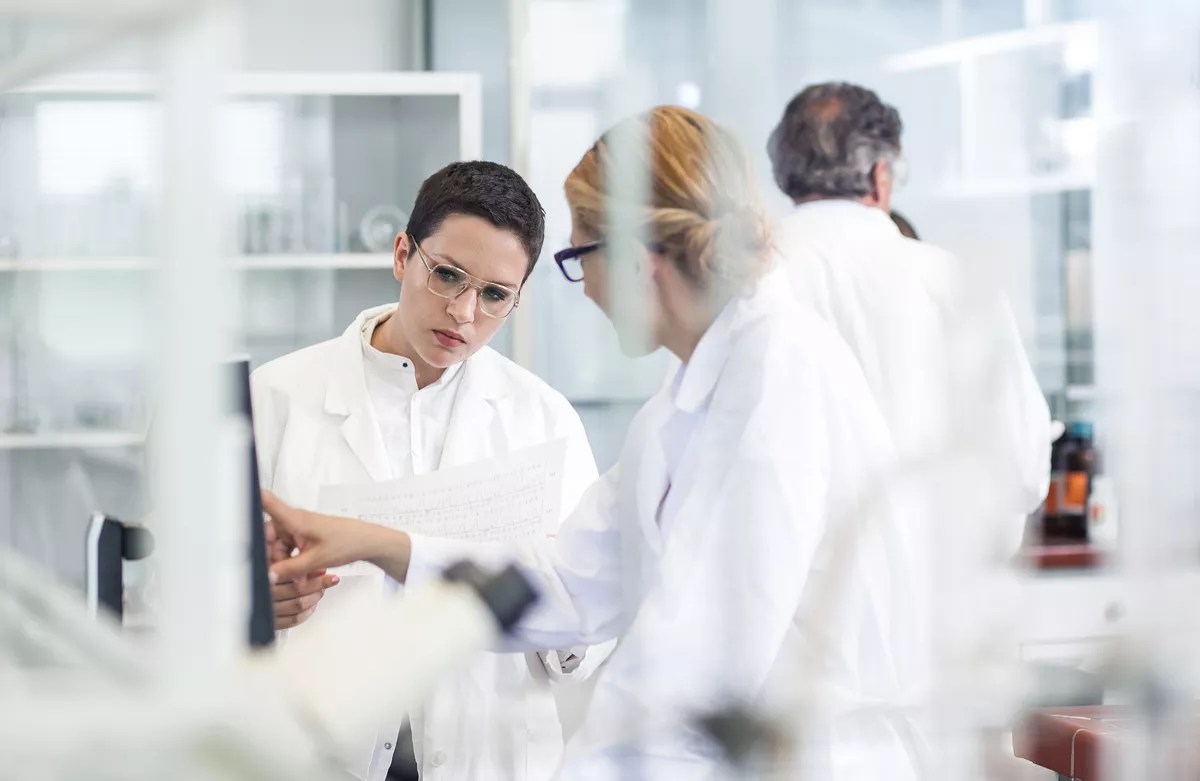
[317,438,567,543]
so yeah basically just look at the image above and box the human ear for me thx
[393,232,412,283]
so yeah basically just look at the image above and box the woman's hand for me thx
[270,572,338,629]
[264,512,338,629]
[262,491,413,584]
[263,491,374,582]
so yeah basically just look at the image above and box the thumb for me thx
[262,490,308,539]
[270,547,324,585]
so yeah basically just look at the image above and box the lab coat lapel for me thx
[324,306,395,482]
[438,351,501,469]
[632,395,671,554]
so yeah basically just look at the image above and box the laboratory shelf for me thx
[914,171,1095,199]
[1064,384,1096,402]
[0,429,145,450]
[884,20,1097,72]
[7,71,482,162]
[10,71,482,98]
[239,253,393,270]
[0,254,394,272]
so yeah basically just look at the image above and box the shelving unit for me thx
[0,253,394,272]
[14,70,480,96]
[0,71,481,455]
[883,20,1097,73]
[1065,384,1096,403]
[236,253,393,270]
[0,429,144,450]
[910,171,1094,200]
[884,21,1097,200]
[9,71,482,162]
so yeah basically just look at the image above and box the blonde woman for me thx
[266,107,926,780]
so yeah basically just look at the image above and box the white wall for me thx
[241,0,419,71]
[432,0,510,164]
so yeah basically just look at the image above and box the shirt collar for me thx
[359,309,463,389]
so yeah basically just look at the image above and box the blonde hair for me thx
[564,106,772,293]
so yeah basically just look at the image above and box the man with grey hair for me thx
[768,82,1052,554]
[769,82,904,213]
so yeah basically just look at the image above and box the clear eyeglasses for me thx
[413,240,521,319]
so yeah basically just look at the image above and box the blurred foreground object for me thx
[0,544,535,780]
[1015,705,1120,780]
[697,705,792,776]
[1015,703,1200,781]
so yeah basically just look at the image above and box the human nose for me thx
[446,286,477,324]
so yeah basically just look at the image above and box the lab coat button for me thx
[384,743,392,751]
[432,751,447,767]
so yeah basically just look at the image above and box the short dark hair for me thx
[406,161,546,280]
[767,82,902,202]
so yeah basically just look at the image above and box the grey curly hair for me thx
[767,82,902,202]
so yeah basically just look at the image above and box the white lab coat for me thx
[251,305,607,781]
[407,272,930,780]
[776,200,1052,547]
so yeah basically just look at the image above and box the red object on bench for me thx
[1014,705,1130,780]
[1025,542,1108,570]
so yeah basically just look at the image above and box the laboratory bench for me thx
[1014,704,1200,780]
[1014,705,1118,780]
[1024,537,1110,572]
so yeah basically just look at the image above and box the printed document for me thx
[317,438,566,543]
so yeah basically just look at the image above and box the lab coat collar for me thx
[324,304,396,419]
[321,305,394,480]
[323,304,506,479]
[790,198,899,234]
[671,267,792,413]
[671,311,734,414]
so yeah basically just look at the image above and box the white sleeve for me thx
[554,396,601,518]
[528,398,616,682]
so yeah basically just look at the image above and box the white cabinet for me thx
[1016,572,1125,665]
[0,71,481,587]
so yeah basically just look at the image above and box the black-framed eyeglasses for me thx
[413,240,521,319]
[553,240,605,283]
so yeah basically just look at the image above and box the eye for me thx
[483,285,513,303]
[434,266,463,284]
